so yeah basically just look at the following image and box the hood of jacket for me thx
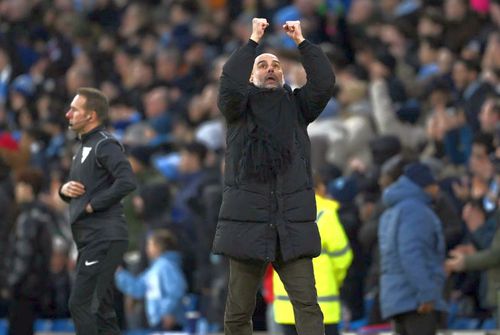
[383,176,432,208]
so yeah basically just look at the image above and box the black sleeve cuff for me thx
[297,39,311,50]
[248,39,259,48]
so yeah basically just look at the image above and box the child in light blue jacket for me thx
[115,229,187,330]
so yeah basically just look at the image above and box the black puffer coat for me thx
[6,202,53,299]
[212,39,335,262]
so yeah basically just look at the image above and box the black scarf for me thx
[239,85,295,182]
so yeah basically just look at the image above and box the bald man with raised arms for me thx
[212,18,336,335]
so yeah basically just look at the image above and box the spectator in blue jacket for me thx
[115,229,187,331]
[378,162,447,335]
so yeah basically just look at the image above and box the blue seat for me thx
[124,330,153,335]
[34,319,53,331]
[51,319,75,331]
[349,318,368,330]
[448,317,481,329]
[481,317,497,329]
[0,319,7,335]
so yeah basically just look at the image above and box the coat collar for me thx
[79,125,105,141]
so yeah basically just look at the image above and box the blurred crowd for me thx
[0,0,499,333]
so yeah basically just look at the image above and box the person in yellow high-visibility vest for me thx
[273,175,353,335]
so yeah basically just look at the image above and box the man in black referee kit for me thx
[59,87,136,334]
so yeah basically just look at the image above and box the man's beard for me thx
[257,76,282,89]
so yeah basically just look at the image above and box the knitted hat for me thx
[328,176,359,203]
[403,162,436,188]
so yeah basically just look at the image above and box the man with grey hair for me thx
[212,18,335,335]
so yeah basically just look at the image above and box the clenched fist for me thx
[250,18,269,43]
[283,20,305,45]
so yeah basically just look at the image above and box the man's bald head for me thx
[250,53,285,89]
[254,53,280,65]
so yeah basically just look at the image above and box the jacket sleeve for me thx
[89,139,137,212]
[115,269,147,299]
[464,228,500,271]
[217,40,257,123]
[294,40,336,123]
[369,79,426,148]
[158,262,187,316]
[397,205,443,304]
[323,209,352,287]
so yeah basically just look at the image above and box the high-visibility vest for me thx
[273,194,352,324]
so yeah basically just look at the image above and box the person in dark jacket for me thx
[6,168,53,335]
[59,87,137,335]
[212,18,335,335]
[0,158,14,317]
[378,162,447,335]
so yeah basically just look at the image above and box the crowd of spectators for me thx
[0,0,499,333]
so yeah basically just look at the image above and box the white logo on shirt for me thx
[81,147,92,163]
[85,260,99,266]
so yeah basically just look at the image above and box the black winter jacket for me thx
[212,40,335,262]
[6,202,53,299]
[59,126,136,247]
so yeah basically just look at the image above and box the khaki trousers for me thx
[224,256,324,335]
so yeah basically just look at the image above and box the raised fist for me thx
[250,18,269,43]
[283,20,305,45]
